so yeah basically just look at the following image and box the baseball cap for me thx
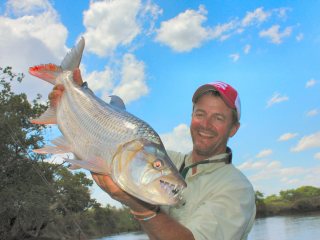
[192,81,241,120]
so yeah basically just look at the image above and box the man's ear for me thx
[229,122,240,138]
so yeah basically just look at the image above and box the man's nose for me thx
[201,117,213,129]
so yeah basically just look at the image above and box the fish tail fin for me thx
[30,106,57,124]
[29,63,62,85]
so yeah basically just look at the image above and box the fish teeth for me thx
[160,180,182,198]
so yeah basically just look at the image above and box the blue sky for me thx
[1,0,320,207]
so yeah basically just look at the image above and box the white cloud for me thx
[155,6,294,52]
[256,149,273,158]
[241,7,271,27]
[291,131,320,152]
[139,0,163,35]
[155,5,210,52]
[259,25,292,44]
[229,53,240,62]
[2,1,67,59]
[296,33,304,42]
[160,124,192,153]
[209,20,237,41]
[112,53,148,104]
[273,7,291,19]
[307,109,319,117]
[314,152,320,160]
[305,78,317,88]
[278,132,298,141]
[5,0,52,16]
[82,0,141,57]
[266,161,281,170]
[84,65,114,94]
[82,0,162,56]
[0,0,68,100]
[244,44,251,54]
[238,160,280,171]
[241,159,320,195]
[266,92,289,108]
[279,167,306,176]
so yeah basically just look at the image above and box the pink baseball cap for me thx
[192,81,241,120]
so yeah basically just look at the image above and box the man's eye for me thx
[216,116,223,121]
[194,112,204,118]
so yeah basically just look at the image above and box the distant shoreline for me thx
[257,209,320,218]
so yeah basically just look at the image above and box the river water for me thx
[96,213,320,240]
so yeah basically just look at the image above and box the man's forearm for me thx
[138,210,195,240]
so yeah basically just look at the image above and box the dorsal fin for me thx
[61,37,85,71]
[109,95,126,110]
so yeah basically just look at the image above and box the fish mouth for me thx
[159,179,185,204]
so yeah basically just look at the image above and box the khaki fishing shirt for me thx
[162,151,256,240]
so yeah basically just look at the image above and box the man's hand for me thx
[92,173,156,212]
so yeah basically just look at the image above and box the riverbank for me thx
[256,196,320,218]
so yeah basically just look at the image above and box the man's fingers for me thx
[92,173,115,190]
[91,173,126,200]
[48,86,64,107]
[53,84,65,91]
[73,68,83,86]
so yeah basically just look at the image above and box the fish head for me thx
[112,139,187,206]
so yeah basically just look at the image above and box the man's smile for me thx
[197,129,216,138]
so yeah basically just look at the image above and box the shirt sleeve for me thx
[183,182,256,240]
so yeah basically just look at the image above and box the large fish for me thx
[29,37,186,206]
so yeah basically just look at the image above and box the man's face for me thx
[190,93,239,161]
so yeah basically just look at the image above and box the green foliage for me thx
[255,190,264,205]
[0,66,53,239]
[79,205,140,237]
[255,186,320,218]
[280,186,320,202]
[264,194,282,204]
[54,167,95,214]
[0,66,140,239]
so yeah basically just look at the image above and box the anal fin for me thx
[33,145,71,154]
[34,136,71,154]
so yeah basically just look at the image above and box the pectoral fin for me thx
[30,107,57,124]
[65,156,109,174]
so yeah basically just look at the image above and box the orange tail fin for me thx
[29,63,62,85]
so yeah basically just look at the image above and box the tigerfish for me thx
[29,37,186,205]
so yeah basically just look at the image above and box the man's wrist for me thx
[130,205,160,221]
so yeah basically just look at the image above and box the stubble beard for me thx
[191,128,220,158]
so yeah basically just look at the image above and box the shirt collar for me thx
[183,147,232,179]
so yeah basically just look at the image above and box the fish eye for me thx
[153,159,163,169]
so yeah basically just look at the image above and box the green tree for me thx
[54,167,96,214]
[0,66,95,239]
[280,186,320,202]
[255,190,265,205]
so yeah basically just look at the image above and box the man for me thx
[49,69,256,240]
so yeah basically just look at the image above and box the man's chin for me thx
[194,147,214,157]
